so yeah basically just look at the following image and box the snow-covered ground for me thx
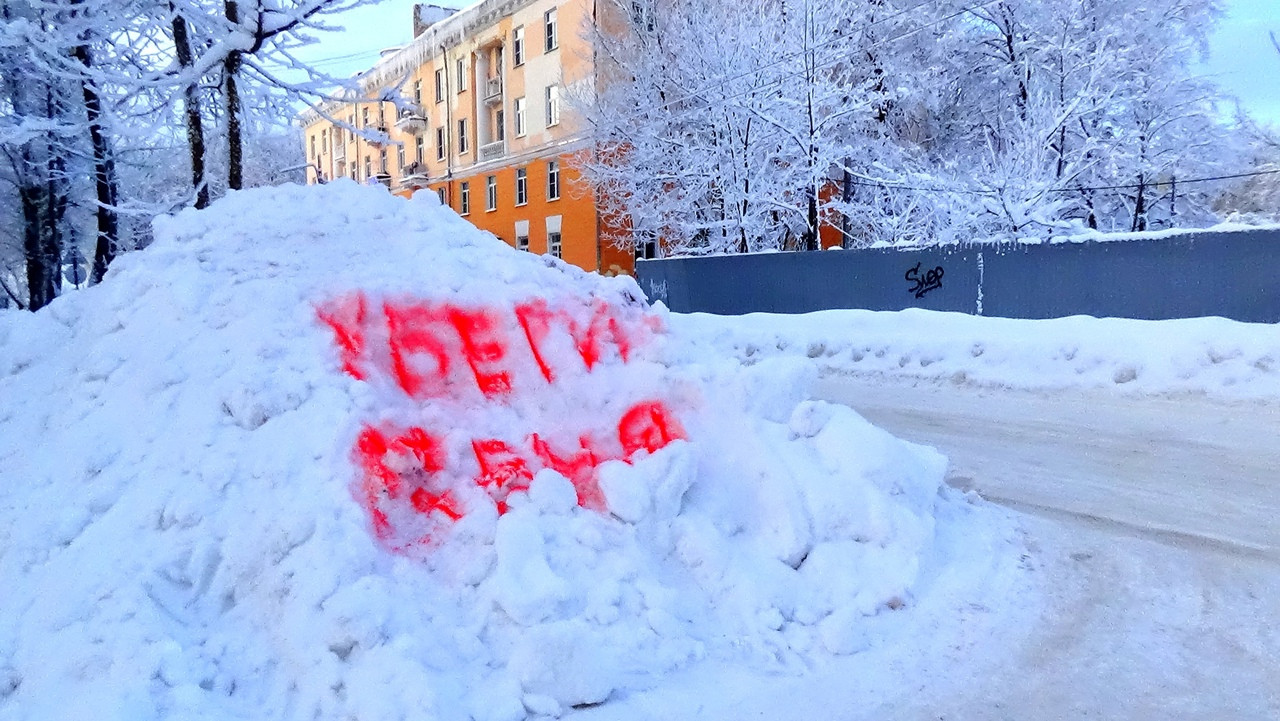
[671,312,1280,718]
[4,182,1276,721]
[0,183,1018,721]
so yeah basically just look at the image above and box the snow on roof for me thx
[300,0,526,125]
[0,181,1007,719]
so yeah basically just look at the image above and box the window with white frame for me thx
[309,134,316,159]
[436,187,446,205]
[486,175,497,211]
[515,220,530,251]
[545,86,560,127]
[513,26,525,66]
[458,118,468,154]
[634,230,658,259]
[546,215,562,258]
[546,160,560,200]
[379,148,388,173]
[496,109,505,141]
[434,68,445,102]
[544,8,558,52]
[515,167,528,205]
[456,57,467,92]
[413,79,422,106]
[460,181,470,214]
[514,97,527,136]
[415,135,425,164]
[397,145,405,170]
[435,126,446,160]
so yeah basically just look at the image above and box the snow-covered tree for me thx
[579,0,1246,253]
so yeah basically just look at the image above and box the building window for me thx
[635,230,658,259]
[545,86,560,127]
[458,118,469,154]
[437,187,447,205]
[460,181,470,215]
[513,26,525,66]
[517,232,529,251]
[320,130,328,154]
[434,68,445,102]
[347,116,355,143]
[415,135,425,164]
[544,8,558,52]
[413,79,422,107]
[361,107,369,127]
[397,145,405,170]
[486,175,497,211]
[515,167,528,205]
[496,109,505,141]
[309,134,316,159]
[548,231,562,258]
[547,160,560,200]
[514,97,527,137]
[379,148,388,173]
[435,126,446,160]
[363,155,371,180]
[456,57,467,92]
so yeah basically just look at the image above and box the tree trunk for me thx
[41,88,65,301]
[170,4,209,209]
[20,183,54,311]
[72,44,121,285]
[1131,174,1147,232]
[224,0,243,190]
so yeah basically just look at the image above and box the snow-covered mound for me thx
[0,182,999,721]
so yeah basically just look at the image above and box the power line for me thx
[843,168,1280,195]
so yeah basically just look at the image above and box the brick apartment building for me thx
[300,0,638,276]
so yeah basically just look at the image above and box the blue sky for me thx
[299,0,1280,125]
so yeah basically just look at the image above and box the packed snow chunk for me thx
[0,182,1008,721]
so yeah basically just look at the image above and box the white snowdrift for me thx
[673,308,1280,399]
[0,182,1007,721]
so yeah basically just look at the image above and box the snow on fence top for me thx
[0,181,1004,721]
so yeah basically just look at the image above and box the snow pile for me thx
[0,182,997,721]
[672,309,1280,398]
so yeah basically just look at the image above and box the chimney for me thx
[413,3,458,37]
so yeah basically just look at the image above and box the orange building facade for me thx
[299,0,635,276]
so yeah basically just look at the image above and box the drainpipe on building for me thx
[441,43,454,207]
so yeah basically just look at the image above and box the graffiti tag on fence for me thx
[905,262,944,299]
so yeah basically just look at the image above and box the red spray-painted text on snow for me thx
[318,293,685,550]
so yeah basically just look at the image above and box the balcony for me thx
[479,140,506,162]
[483,76,503,104]
[366,125,390,145]
[400,161,429,181]
[395,109,428,133]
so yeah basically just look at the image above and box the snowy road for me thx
[811,375,1280,720]
[814,375,1280,558]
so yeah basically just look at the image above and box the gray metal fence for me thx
[635,227,1280,322]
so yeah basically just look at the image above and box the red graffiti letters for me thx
[318,292,686,552]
